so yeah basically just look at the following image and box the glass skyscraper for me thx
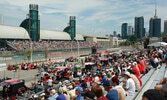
[135,16,144,39]
[128,26,133,36]
[113,31,117,37]
[149,18,161,37]
[121,23,128,39]
[164,20,167,36]
[149,7,161,38]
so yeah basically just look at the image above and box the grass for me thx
[0,55,16,57]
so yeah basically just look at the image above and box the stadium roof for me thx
[82,34,96,38]
[0,25,84,41]
[40,29,71,40]
[0,25,30,39]
[40,29,84,41]
[76,34,84,40]
[82,34,109,39]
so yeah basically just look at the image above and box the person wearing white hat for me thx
[48,89,58,100]
[94,74,100,84]
[68,85,76,100]
[102,73,108,84]
[40,93,45,100]
[123,71,136,96]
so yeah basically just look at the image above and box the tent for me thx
[55,66,70,70]
[148,42,167,47]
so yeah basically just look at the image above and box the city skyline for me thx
[0,0,167,36]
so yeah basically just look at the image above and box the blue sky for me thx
[0,0,166,36]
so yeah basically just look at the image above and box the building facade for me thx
[135,16,144,39]
[164,20,167,36]
[113,31,117,37]
[128,26,133,36]
[121,23,128,39]
[149,18,161,37]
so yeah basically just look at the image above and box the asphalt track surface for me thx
[0,50,93,88]
[0,48,123,88]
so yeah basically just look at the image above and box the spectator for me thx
[40,93,45,100]
[81,82,96,99]
[48,89,58,100]
[75,87,84,100]
[84,91,96,100]
[62,88,70,100]
[94,74,100,84]
[128,69,140,91]
[47,77,53,88]
[137,61,142,73]
[123,72,135,96]
[111,76,126,95]
[164,51,167,65]
[68,85,76,100]
[101,73,108,84]
[56,91,66,100]
[142,89,165,100]
[103,80,119,100]
[150,56,158,68]
[106,69,112,78]
[155,77,167,99]
[91,84,108,100]
[139,59,145,74]
[131,62,140,78]
[111,76,125,100]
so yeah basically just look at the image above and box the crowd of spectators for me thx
[37,47,165,100]
[2,47,167,100]
[0,48,15,55]
[8,40,100,51]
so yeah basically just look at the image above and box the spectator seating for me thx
[126,64,166,100]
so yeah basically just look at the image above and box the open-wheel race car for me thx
[84,62,95,71]
[7,64,19,70]
[0,79,26,100]
[55,66,71,80]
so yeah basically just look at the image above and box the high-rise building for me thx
[164,20,167,36]
[135,16,144,39]
[117,34,121,38]
[121,23,128,39]
[113,31,117,36]
[149,7,161,37]
[143,28,146,37]
[128,26,133,36]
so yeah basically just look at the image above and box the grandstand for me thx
[0,4,99,53]
[0,24,93,51]
[0,4,121,54]
[125,64,167,100]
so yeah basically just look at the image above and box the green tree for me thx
[144,38,150,48]
[24,49,32,62]
[129,35,139,43]
[44,47,48,62]
[119,40,132,46]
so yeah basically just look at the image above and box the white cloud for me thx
[0,0,166,34]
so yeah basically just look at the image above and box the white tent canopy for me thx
[148,42,167,47]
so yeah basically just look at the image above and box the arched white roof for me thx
[0,25,30,39]
[40,29,71,40]
[76,33,84,41]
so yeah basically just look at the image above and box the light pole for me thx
[75,38,80,57]
[30,40,33,63]
[71,40,72,51]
